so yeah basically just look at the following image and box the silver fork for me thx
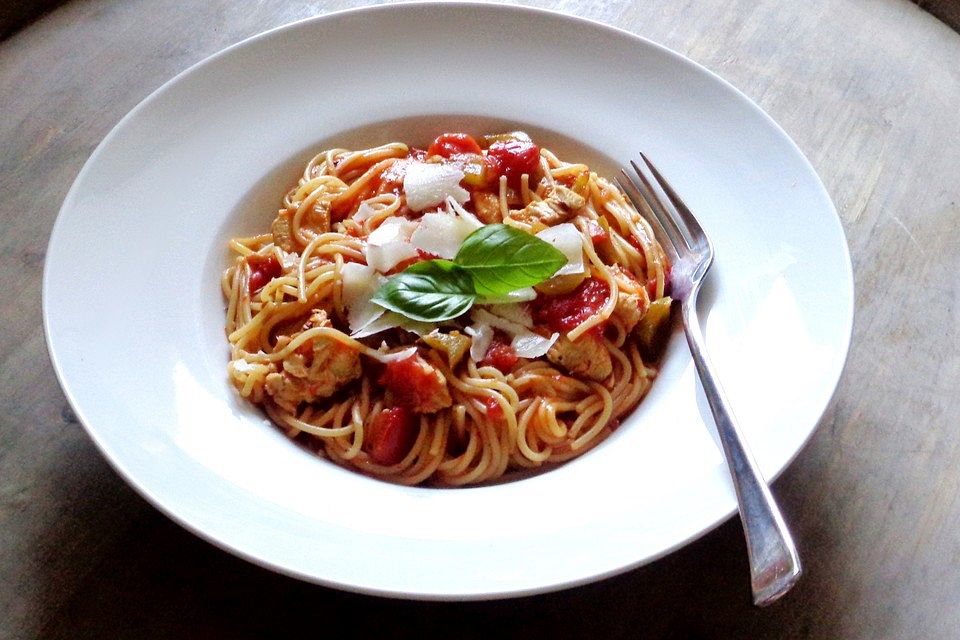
[619,154,802,606]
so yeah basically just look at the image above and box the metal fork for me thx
[619,154,802,606]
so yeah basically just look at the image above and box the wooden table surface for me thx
[2,0,959,637]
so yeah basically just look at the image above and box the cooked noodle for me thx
[222,132,671,486]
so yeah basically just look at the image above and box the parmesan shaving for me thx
[464,324,493,362]
[511,331,559,359]
[445,196,483,229]
[366,217,418,273]
[536,222,585,275]
[353,201,377,223]
[410,211,477,259]
[362,345,418,364]
[468,308,558,359]
[351,311,433,339]
[340,263,386,332]
[403,162,469,211]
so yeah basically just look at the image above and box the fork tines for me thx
[618,154,712,261]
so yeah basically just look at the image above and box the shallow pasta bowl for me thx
[43,2,853,598]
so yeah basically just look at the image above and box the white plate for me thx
[43,3,853,598]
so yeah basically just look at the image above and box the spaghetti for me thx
[222,131,672,486]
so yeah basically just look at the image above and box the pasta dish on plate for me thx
[222,131,672,485]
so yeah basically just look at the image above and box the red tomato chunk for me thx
[481,337,519,373]
[368,406,417,465]
[428,133,483,158]
[486,138,540,189]
[379,354,443,411]
[587,220,608,244]
[483,397,505,422]
[246,254,282,295]
[532,278,611,333]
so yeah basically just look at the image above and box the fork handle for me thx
[681,295,802,606]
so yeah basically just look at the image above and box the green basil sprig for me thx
[371,224,567,322]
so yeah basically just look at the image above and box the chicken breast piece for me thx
[472,191,502,224]
[549,184,586,210]
[513,184,586,226]
[271,209,296,253]
[609,265,651,334]
[270,201,331,253]
[265,310,361,412]
[546,332,612,382]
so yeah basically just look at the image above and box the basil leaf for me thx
[371,260,476,322]
[406,259,460,274]
[455,224,567,296]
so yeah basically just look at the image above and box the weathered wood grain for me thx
[1,0,958,638]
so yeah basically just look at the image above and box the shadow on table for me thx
[33,466,844,640]
[915,0,960,32]
[0,0,69,40]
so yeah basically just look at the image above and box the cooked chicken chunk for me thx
[472,191,502,224]
[614,293,644,335]
[264,310,361,412]
[513,200,567,226]
[307,200,331,234]
[513,184,585,226]
[270,201,330,253]
[546,332,612,382]
[609,265,651,334]
[549,184,586,210]
[271,209,296,252]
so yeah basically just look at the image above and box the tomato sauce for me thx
[246,254,282,295]
[480,336,519,373]
[586,220,608,244]
[532,278,610,333]
[483,397,505,422]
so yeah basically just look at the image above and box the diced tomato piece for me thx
[532,278,611,333]
[481,336,519,373]
[379,354,441,411]
[247,254,282,294]
[368,406,417,465]
[486,138,540,189]
[331,197,357,222]
[416,248,441,260]
[483,397,505,422]
[587,220,608,244]
[427,133,483,158]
